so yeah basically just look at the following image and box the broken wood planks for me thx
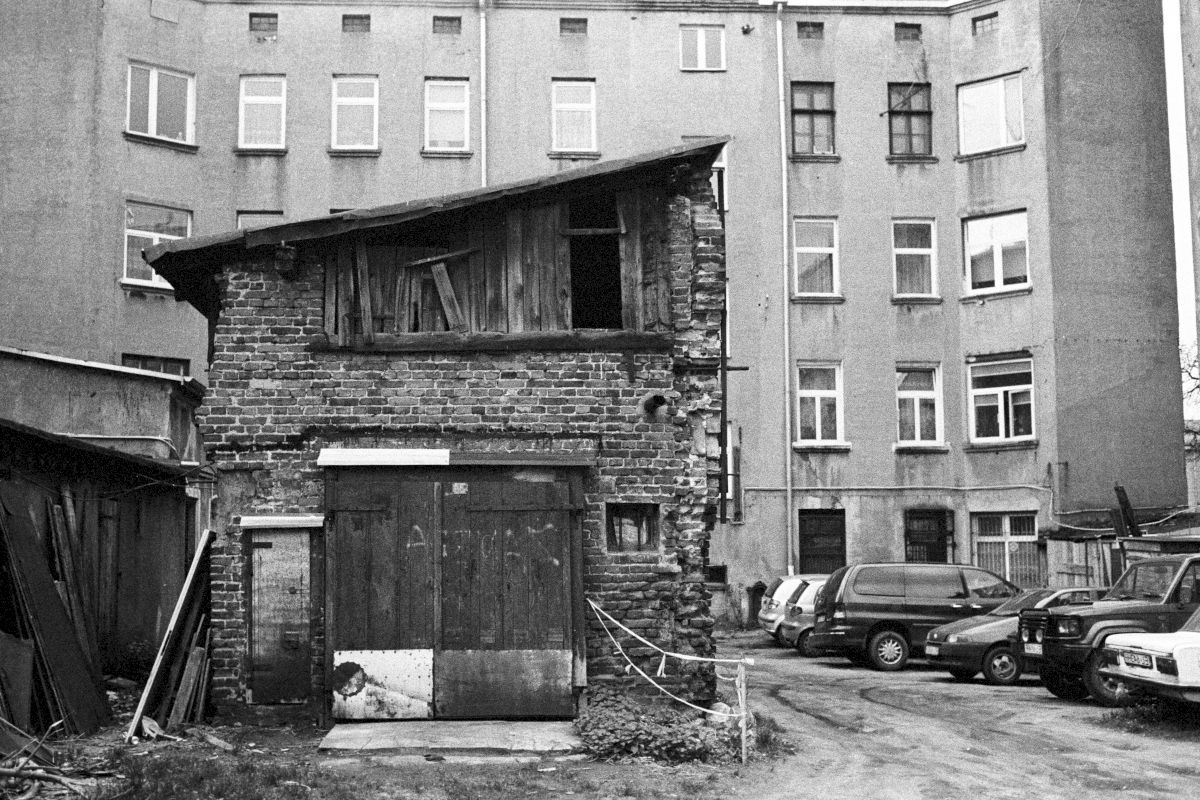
[0,630,34,730]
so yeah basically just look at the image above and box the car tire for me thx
[981,645,1022,686]
[948,668,976,682]
[868,630,909,671]
[1041,667,1089,701]
[772,627,785,646]
[795,630,816,657]
[1082,652,1134,708]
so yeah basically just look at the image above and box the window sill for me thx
[123,131,198,154]
[235,147,287,157]
[421,149,474,159]
[894,444,950,454]
[887,154,938,165]
[120,279,174,296]
[313,329,674,353]
[328,148,382,158]
[680,68,727,73]
[790,154,841,163]
[792,442,851,453]
[963,439,1038,453]
[960,285,1032,304]
[791,295,845,305]
[548,150,601,161]
[954,143,1026,163]
[892,295,942,306]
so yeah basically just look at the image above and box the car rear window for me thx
[764,577,784,598]
[785,581,810,604]
[963,568,1019,599]
[904,565,967,599]
[853,566,905,596]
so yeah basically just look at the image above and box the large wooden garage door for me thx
[327,468,579,719]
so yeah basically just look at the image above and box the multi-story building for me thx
[1,0,1187,623]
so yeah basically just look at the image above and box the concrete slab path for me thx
[318,720,582,755]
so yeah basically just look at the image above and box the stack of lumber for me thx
[0,483,110,735]
[127,529,212,740]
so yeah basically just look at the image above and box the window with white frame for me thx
[126,63,195,144]
[238,76,286,149]
[958,74,1023,155]
[796,364,843,443]
[893,219,935,296]
[551,80,596,152]
[793,218,838,295]
[964,211,1027,292]
[124,201,190,287]
[331,76,379,150]
[680,25,725,71]
[972,512,1042,587]
[424,80,469,151]
[969,358,1034,442]
[896,366,941,444]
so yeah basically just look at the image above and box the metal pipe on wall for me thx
[775,3,795,575]
[478,0,488,187]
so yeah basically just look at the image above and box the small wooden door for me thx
[249,529,311,704]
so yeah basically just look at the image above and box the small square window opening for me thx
[607,504,659,552]
[249,13,277,34]
[342,15,370,33]
[560,17,587,35]
[433,16,462,34]
[973,12,999,36]
[895,23,922,42]
[797,21,824,40]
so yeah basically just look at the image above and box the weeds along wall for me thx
[201,167,725,715]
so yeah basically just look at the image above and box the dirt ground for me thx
[61,629,1200,799]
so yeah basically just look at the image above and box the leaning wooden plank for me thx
[0,632,33,730]
[153,601,206,726]
[616,191,643,332]
[505,210,525,332]
[125,529,211,743]
[0,484,109,734]
[337,244,354,347]
[401,246,478,269]
[430,263,469,333]
[192,656,211,724]
[323,252,338,338]
[354,241,374,344]
[49,504,93,669]
[167,647,205,731]
[0,718,57,766]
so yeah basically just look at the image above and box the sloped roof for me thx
[0,416,197,479]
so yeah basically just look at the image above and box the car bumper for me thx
[925,641,987,671]
[1018,640,1091,672]
[757,612,783,634]
[779,620,811,647]
[1098,666,1200,704]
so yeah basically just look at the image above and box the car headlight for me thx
[1053,618,1081,638]
[1020,628,1030,642]
[946,634,971,644]
[1034,629,1044,643]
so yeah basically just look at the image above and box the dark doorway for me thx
[797,510,846,574]
[904,509,954,562]
[568,194,623,329]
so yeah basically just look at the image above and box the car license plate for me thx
[1025,643,1043,656]
[1123,652,1152,668]
[925,645,939,657]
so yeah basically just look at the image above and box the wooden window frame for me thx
[791,82,835,155]
[238,75,287,150]
[888,83,932,156]
[892,218,936,297]
[972,12,999,36]
[606,503,660,553]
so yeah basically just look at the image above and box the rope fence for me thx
[588,598,755,763]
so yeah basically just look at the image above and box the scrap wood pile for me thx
[126,529,213,741]
[0,719,110,798]
[0,482,110,736]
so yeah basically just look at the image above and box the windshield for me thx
[1106,561,1179,602]
[991,589,1056,616]
[1183,605,1200,633]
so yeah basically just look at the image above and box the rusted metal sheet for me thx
[434,650,573,718]
[332,649,433,719]
[249,529,310,704]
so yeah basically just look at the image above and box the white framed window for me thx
[964,210,1028,293]
[896,366,942,444]
[711,144,728,212]
[331,75,379,150]
[796,364,844,444]
[551,80,596,152]
[124,201,191,288]
[126,63,195,144]
[958,73,1023,155]
[237,211,284,230]
[238,76,286,149]
[972,513,1042,586]
[893,219,936,296]
[424,79,469,152]
[793,218,838,296]
[680,25,725,71]
[968,358,1034,442]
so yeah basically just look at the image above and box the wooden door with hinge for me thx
[249,529,311,704]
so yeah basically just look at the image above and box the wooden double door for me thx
[326,467,582,719]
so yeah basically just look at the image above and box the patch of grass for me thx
[1104,696,1200,740]
[753,712,794,758]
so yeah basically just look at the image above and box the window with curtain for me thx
[239,76,286,149]
[552,80,596,152]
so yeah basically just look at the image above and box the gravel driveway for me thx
[726,631,1200,800]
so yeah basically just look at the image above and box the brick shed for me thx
[147,138,727,721]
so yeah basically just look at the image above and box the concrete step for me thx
[318,720,582,755]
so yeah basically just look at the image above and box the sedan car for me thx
[778,577,828,656]
[1100,605,1200,704]
[925,586,1105,685]
[758,574,824,645]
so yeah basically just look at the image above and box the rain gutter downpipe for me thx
[479,0,489,187]
[775,2,795,575]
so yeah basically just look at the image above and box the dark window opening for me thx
[798,510,846,574]
[607,503,659,552]
[433,16,462,34]
[888,83,932,156]
[568,194,623,329]
[122,353,190,376]
[895,22,922,42]
[249,13,277,33]
[560,17,588,35]
[342,14,370,33]
[905,509,954,562]
[973,12,999,35]
[797,21,824,40]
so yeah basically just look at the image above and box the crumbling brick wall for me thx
[200,165,724,714]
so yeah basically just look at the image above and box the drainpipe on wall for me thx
[478,0,489,187]
[775,3,795,575]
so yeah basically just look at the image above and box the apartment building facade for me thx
[0,0,1187,619]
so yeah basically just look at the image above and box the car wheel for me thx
[868,630,909,671]
[772,627,785,646]
[1082,652,1134,707]
[981,645,1022,686]
[948,668,976,682]
[794,629,813,656]
[1041,667,1089,701]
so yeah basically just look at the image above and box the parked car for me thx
[1099,605,1200,704]
[1017,554,1200,706]
[757,575,817,644]
[778,577,829,656]
[810,563,1020,671]
[926,586,1105,685]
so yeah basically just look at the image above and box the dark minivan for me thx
[809,563,1020,670]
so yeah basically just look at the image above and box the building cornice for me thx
[194,0,1000,13]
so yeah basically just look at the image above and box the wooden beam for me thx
[402,246,479,269]
[354,241,374,344]
[617,192,643,332]
[319,329,674,353]
[559,228,622,236]
[323,252,338,339]
[336,245,353,347]
[505,210,525,332]
[430,263,469,333]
